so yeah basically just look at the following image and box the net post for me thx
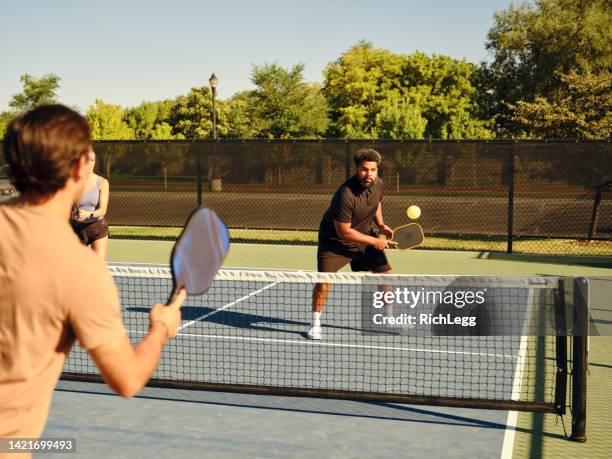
[571,277,589,442]
[553,280,567,415]
[506,149,516,254]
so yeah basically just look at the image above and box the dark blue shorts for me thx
[317,243,391,273]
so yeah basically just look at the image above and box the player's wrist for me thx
[150,320,171,341]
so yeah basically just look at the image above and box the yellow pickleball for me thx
[406,205,421,220]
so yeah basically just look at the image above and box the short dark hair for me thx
[3,104,91,197]
[353,148,382,167]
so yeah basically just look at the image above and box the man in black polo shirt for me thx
[308,148,393,340]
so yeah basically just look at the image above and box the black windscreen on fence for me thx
[1,140,611,255]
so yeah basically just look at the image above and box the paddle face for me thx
[391,223,424,250]
[169,207,230,303]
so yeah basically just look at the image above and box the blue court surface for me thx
[47,380,518,458]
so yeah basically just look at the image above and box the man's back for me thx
[0,204,122,437]
[1,104,185,440]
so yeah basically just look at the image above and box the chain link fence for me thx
[2,140,611,257]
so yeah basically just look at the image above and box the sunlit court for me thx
[0,1,610,458]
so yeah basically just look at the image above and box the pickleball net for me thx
[62,264,588,439]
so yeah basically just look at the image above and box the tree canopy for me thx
[86,99,133,140]
[323,42,494,139]
[484,0,611,136]
[168,86,221,139]
[124,100,182,140]
[509,69,611,138]
[9,74,61,112]
[248,63,329,138]
[1,73,62,138]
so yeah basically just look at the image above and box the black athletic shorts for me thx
[317,243,391,273]
[71,218,110,245]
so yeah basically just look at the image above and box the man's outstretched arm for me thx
[88,289,186,397]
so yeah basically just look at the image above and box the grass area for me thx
[110,226,612,257]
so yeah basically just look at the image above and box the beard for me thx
[358,177,376,189]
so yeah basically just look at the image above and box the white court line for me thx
[127,328,519,360]
[500,335,528,459]
[177,281,279,330]
[500,287,535,459]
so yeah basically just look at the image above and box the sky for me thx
[1,0,522,113]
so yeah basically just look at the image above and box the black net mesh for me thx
[63,265,570,414]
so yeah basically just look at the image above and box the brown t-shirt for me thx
[318,175,384,251]
[0,204,124,438]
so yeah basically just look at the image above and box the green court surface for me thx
[107,239,612,458]
[108,239,611,276]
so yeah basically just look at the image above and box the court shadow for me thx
[476,251,612,268]
[54,382,568,441]
[126,306,364,337]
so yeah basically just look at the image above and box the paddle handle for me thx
[380,234,398,246]
[166,285,183,306]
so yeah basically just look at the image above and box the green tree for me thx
[509,69,611,138]
[0,111,15,138]
[168,86,221,139]
[9,74,61,111]
[1,74,62,136]
[86,99,134,140]
[401,52,494,139]
[222,91,258,138]
[484,0,612,134]
[249,63,329,138]
[151,122,184,140]
[324,42,493,139]
[323,42,405,138]
[124,100,180,139]
[374,94,427,139]
[86,100,134,179]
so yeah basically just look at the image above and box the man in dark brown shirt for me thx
[308,148,393,340]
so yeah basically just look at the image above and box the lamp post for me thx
[208,73,219,192]
[209,73,218,140]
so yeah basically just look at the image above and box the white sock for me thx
[312,311,321,328]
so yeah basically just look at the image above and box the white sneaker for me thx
[307,326,322,340]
